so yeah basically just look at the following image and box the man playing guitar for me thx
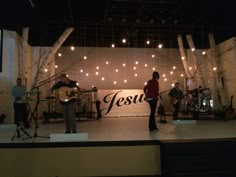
[168,82,183,120]
[51,73,80,133]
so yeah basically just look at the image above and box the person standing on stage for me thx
[168,82,183,120]
[92,86,102,119]
[12,77,29,128]
[51,73,79,133]
[143,71,160,132]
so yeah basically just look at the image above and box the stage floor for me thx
[1,116,236,143]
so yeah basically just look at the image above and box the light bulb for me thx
[106,61,109,64]
[202,51,206,55]
[58,53,62,57]
[115,69,119,72]
[114,81,117,84]
[111,44,115,48]
[122,38,126,43]
[55,65,58,69]
[146,40,150,45]
[80,69,83,73]
[158,44,163,49]
[133,66,136,70]
[191,48,195,52]
[173,66,176,70]
[102,77,105,81]
[44,68,48,72]
[124,79,127,83]
[144,64,148,67]
[181,56,185,60]
[152,54,155,58]
[123,63,126,67]
[70,46,75,51]
[83,56,87,60]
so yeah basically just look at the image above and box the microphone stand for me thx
[29,76,59,142]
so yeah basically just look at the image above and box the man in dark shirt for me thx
[143,71,160,132]
[51,73,79,133]
[168,82,183,120]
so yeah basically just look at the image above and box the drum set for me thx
[186,87,213,114]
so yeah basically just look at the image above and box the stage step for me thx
[50,133,88,142]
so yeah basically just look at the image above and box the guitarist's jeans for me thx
[61,102,77,133]
[148,99,158,131]
[173,101,181,119]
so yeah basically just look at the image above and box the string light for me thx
[44,68,48,72]
[80,69,83,73]
[134,73,138,77]
[115,69,119,72]
[123,63,126,67]
[191,48,195,52]
[106,61,109,64]
[146,40,150,45]
[76,82,79,86]
[189,66,192,70]
[164,78,167,81]
[96,66,99,70]
[55,65,58,69]
[144,64,148,67]
[122,38,126,44]
[114,81,117,84]
[173,66,176,70]
[124,79,127,83]
[158,43,163,49]
[152,67,155,71]
[111,44,115,48]
[135,61,139,65]
[170,71,173,75]
[152,54,155,58]
[58,53,62,57]
[180,74,184,77]
[133,66,136,70]
[70,46,75,51]
[202,51,206,55]
[144,82,147,85]
[163,74,166,77]
[171,83,175,87]
[181,56,185,60]
[86,73,89,76]
[66,74,69,77]
[101,77,105,81]
[95,72,99,75]
[213,67,217,71]
[83,56,87,60]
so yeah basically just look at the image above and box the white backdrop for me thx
[97,89,150,117]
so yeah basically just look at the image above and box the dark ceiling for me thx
[1,0,236,48]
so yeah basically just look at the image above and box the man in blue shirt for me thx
[12,78,29,128]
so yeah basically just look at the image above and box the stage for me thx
[0,116,236,143]
[1,117,236,177]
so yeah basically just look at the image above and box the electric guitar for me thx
[58,87,79,102]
